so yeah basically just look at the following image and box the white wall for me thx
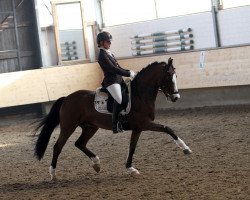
[218,6,250,46]
[104,6,250,58]
[104,12,216,58]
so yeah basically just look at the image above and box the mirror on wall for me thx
[51,0,90,65]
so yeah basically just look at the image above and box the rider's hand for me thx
[130,70,136,79]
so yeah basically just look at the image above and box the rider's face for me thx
[103,40,111,49]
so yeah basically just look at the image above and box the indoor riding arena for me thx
[0,1,250,200]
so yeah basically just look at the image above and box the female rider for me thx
[97,31,136,133]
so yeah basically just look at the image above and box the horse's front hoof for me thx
[51,176,57,181]
[183,148,192,155]
[93,163,100,173]
[131,170,140,176]
[127,167,140,176]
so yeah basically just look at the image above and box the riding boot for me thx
[112,101,123,134]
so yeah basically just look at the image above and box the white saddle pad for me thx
[94,80,132,115]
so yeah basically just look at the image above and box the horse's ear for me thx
[168,57,173,65]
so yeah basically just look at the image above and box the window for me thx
[102,0,156,26]
[222,0,250,9]
[101,0,250,27]
[101,0,211,26]
[156,0,211,18]
[51,0,90,65]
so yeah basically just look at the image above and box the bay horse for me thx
[34,57,192,180]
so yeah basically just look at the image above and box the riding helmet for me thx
[97,31,112,47]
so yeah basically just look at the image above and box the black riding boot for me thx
[112,101,123,134]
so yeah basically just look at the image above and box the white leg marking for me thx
[172,93,180,99]
[49,166,56,181]
[175,138,192,154]
[91,156,101,173]
[127,167,140,176]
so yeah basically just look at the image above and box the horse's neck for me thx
[137,67,162,99]
[135,82,159,102]
[132,67,162,115]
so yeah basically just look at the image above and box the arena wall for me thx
[0,63,103,108]
[0,45,250,109]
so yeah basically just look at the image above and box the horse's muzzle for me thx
[170,93,180,102]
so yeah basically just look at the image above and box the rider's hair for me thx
[96,31,112,47]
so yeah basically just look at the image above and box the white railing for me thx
[130,28,194,56]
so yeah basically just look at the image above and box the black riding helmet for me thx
[97,31,112,47]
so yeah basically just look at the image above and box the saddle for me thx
[94,80,131,115]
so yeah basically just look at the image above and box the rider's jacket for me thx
[98,48,130,88]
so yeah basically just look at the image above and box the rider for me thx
[97,31,136,133]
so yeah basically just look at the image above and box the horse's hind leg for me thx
[75,125,100,173]
[50,128,75,181]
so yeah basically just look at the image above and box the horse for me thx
[34,57,192,180]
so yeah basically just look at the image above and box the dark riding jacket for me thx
[98,48,130,88]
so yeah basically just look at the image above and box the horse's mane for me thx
[131,61,167,96]
[131,61,167,84]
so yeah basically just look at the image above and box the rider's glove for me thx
[130,70,136,79]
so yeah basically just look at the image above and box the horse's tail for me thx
[34,97,65,160]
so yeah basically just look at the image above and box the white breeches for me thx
[107,83,122,104]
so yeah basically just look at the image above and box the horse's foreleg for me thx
[75,125,100,173]
[165,126,192,154]
[146,122,192,154]
[126,130,141,175]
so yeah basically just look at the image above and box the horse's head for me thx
[159,58,180,102]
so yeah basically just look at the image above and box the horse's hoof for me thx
[49,166,57,181]
[183,149,192,155]
[93,163,100,173]
[131,170,140,176]
[51,176,57,181]
[127,167,140,176]
[91,156,100,173]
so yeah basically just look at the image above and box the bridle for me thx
[158,63,177,97]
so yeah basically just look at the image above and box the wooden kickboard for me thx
[0,70,49,107]
[119,46,250,89]
[0,63,103,108]
[42,63,102,100]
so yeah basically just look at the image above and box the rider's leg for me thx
[112,100,123,133]
[107,84,122,105]
[107,84,123,133]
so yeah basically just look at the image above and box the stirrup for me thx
[112,122,123,134]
